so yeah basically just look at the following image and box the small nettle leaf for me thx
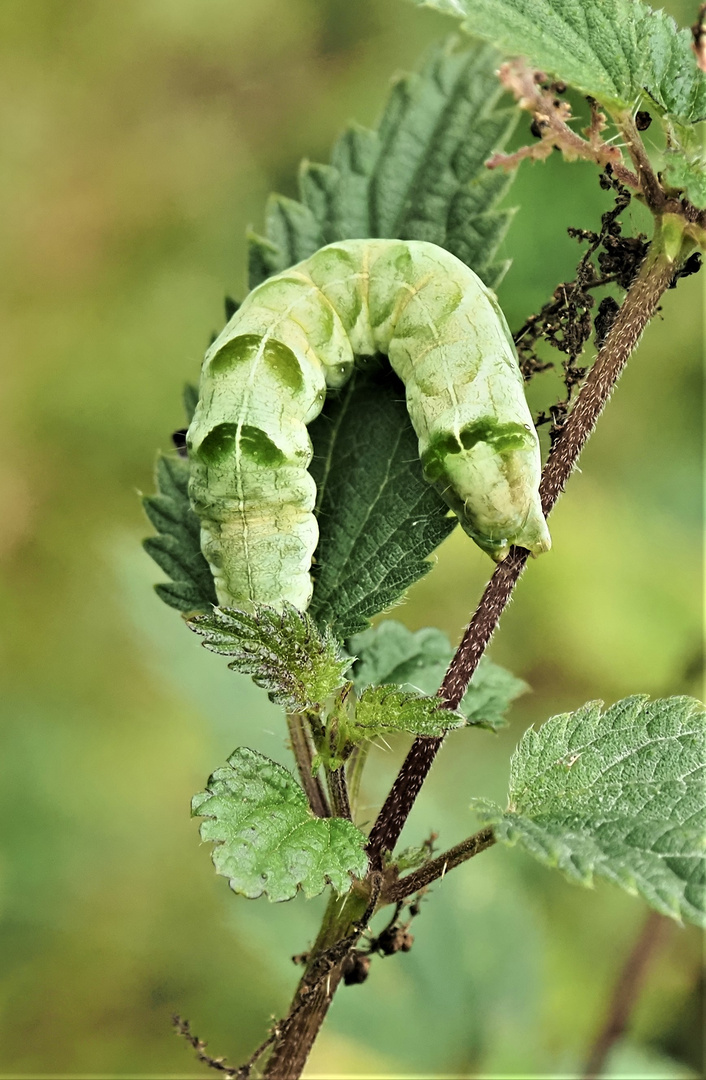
[412,0,706,125]
[641,12,706,125]
[474,696,706,926]
[663,123,706,208]
[353,685,466,741]
[248,36,518,291]
[193,747,368,901]
[350,618,527,730]
[142,453,217,616]
[187,603,350,711]
[308,365,456,638]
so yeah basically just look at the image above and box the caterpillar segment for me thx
[187,239,551,611]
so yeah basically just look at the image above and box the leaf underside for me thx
[662,126,706,208]
[187,603,350,711]
[193,747,368,901]
[350,618,527,729]
[475,696,706,925]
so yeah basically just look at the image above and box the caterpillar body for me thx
[187,239,551,612]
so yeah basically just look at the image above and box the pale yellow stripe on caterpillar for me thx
[224,309,305,603]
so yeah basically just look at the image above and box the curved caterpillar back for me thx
[187,239,551,611]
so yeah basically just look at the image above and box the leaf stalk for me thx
[286,712,330,818]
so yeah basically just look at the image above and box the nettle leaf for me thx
[412,0,706,125]
[249,35,519,291]
[142,454,217,615]
[187,603,350,711]
[641,11,706,125]
[193,747,368,901]
[663,123,706,208]
[351,620,451,694]
[474,696,706,925]
[308,364,456,638]
[353,685,465,741]
[350,618,527,730]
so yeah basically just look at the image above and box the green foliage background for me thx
[0,1,701,1077]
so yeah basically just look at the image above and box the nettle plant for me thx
[144,3,705,1077]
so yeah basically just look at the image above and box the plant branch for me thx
[382,827,496,904]
[366,212,686,866]
[287,712,330,818]
[262,878,381,1079]
[327,766,353,820]
[582,910,670,1079]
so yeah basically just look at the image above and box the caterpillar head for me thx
[421,417,551,561]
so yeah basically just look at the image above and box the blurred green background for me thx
[0,1,702,1077]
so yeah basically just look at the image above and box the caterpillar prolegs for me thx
[187,239,551,611]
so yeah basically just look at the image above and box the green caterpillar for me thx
[187,239,551,611]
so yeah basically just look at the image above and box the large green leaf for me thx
[248,36,518,290]
[187,603,350,711]
[411,0,706,124]
[475,696,706,925]
[193,748,368,901]
[307,364,456,639]
[350,618,527,729]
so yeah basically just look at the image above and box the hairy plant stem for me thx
[327,766,352,820]
[382,826,496,904]
[250,212,689,1080]
[263,882,378,1079]
[366,211,687,866]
